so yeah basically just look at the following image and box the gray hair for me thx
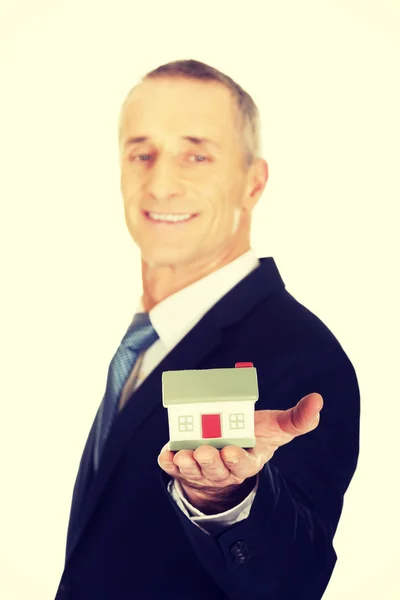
[118,59,262,169]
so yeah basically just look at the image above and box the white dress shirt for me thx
[118,248,261,535]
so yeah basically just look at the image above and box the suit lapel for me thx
[65,414,97,560]
[66,257,285,560]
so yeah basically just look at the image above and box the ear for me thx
[244,159,269,211]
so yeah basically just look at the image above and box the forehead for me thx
[120,77,239,142]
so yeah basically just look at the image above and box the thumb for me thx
[280,393,324,436]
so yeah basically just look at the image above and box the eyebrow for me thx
[123,135,219,149]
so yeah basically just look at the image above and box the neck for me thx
[140,244,251,313]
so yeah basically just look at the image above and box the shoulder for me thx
[237,287,355,376]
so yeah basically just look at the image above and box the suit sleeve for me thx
[168,476,259,534]
[159,355,360,600]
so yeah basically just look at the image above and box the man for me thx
[55,60,360,600]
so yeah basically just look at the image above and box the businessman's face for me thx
[119,77,266,270]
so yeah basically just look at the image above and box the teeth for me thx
[147,212,194,223]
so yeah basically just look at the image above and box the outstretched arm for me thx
[158,358,360,600]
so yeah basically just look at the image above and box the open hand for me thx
[158,393,323,509]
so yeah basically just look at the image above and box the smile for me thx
[144,211,198,223]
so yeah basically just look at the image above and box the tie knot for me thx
[121,312,159,352]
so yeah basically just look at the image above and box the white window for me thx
[178,415,194,432]
[229,413,245,429]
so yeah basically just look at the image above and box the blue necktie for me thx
[94,312,159,468]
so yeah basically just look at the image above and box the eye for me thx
[129,153,152,162]
[129,153,208,163]
[189,154,208,163]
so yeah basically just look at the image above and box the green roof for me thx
[162,367,259,406]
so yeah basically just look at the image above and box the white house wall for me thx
[167,400,255,441]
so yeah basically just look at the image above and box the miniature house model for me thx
[162,363,259,451]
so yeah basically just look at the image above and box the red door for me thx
[201,414,222,438]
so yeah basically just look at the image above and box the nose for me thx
[144,155,185,202]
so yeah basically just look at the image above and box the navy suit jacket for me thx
[55,257,360,600]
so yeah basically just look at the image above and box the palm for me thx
[158,393,324,492]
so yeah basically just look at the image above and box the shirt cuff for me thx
[167,475,259,535]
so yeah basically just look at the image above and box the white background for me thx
[1,1,399,598]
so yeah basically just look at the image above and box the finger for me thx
[193,446,231,482]
[278,393,324,436]
[173,449,203,480]
[158,448,180,476]
[220,445,260,479]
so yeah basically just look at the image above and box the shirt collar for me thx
[135,249,260,350]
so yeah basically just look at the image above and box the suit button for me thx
[230,541,251,564]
